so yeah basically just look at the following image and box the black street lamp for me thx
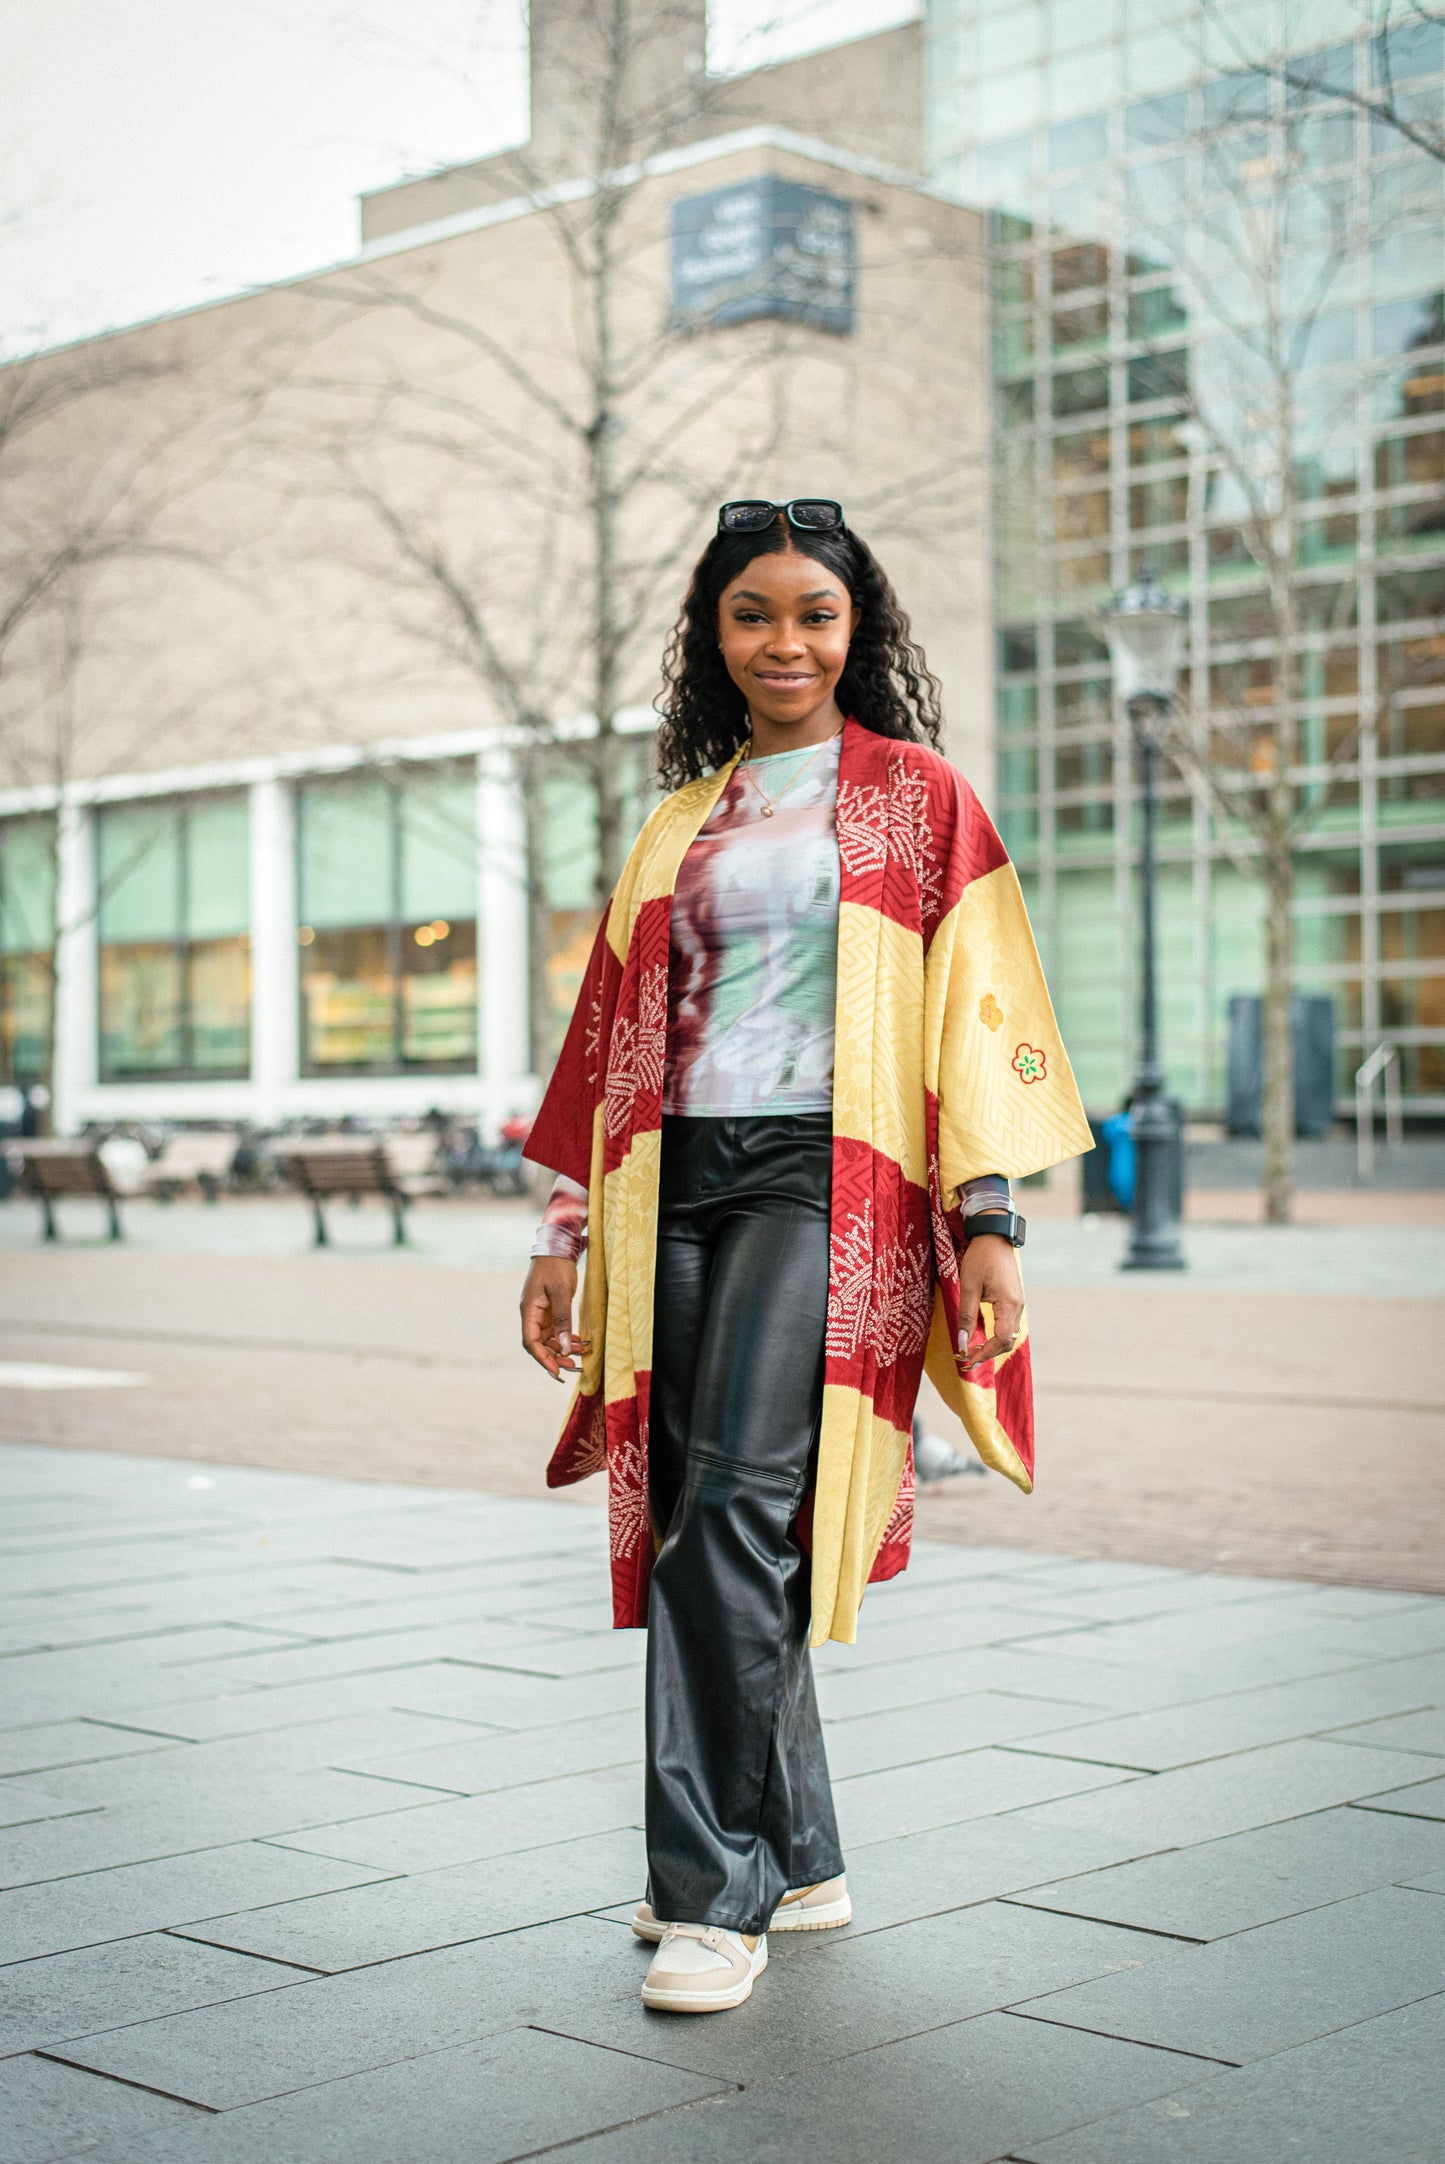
[1106,571,1189,1272]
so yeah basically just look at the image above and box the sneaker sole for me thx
[641,1944,767,2014]
[768,1896,853,1932]
[634,1899,851,1944]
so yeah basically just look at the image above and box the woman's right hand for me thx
[520,1257,585,1381]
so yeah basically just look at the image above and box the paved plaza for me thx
[1,1442,1444,2162]
[2,1194,1443,1593]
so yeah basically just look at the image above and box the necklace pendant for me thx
[760,804,774,816]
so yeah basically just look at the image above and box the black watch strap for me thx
[966,1208,1026,1249]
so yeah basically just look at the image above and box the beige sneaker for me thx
[632,1872,850,1943]
[768,1873,852,1931]
[641,1924,768,2013]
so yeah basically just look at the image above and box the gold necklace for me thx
[739,728,842,818]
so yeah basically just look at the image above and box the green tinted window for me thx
[400,771,478,923]
[99,804,182,943]
[298,776,393,929]
[0,818,56,954]
[186,796,249,940]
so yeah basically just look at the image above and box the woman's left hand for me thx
[957,1233,1024,1370]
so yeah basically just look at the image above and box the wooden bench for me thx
[279,1142,413,1247]
[144,1131,239,1203]
[14,1143,124,1242]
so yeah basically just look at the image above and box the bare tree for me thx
[0,318,312,1118]
[275,0,982,1063]
[1117,75,1387,1219]
[1203,0,1444,166]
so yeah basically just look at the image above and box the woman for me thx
[519,499,1091,2015]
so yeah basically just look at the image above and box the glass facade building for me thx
[926,0,1445,1115]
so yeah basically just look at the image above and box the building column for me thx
[249,776,298,1123]
[51,797,97,1136]
[478,745,531,1126]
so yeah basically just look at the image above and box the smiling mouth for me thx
[754,670,815,686]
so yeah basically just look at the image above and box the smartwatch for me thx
[966,1207,1026,1249]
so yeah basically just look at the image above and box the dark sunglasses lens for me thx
[721,503,774,531]
[789,500,842,530]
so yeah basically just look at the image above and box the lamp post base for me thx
[1121,1228,1186,1270]
[1121,1088,1186,1272]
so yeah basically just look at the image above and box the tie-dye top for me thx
[663,732,842,1116]
[531,731,1010,1261]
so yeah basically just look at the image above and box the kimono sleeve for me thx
[926,811,1093,1201]
[523,902,614,1190]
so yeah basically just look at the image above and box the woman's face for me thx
[717,546,857,733]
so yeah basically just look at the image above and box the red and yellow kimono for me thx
[526,718,1092,1646]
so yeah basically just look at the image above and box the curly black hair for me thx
[655,519,943,790]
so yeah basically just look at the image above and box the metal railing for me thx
[1355,1042,1402,1183]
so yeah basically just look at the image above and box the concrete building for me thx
[0,5,987,1136]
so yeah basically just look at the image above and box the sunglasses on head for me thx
[717,498,846,535]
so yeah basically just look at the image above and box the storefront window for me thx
[538,747,655,1064]
[97,795,250,1079]
[296,764,479,1074]
[0,817,55,1084]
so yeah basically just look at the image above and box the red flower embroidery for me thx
[1012,1043,1047,1085]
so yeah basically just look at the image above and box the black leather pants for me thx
[645,1111,845,1936]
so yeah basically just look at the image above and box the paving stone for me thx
[1313,1605,1445,1661]
[1273,1586,1442,1620]
[812,1605,1102,1673]
[833,1747,1139,1848]
[0,1841,392,1963]
[48,1915,637,2109]
[1016,1988,1445,2164]
[1023,1885,1445,2062]
[815,1648,1119,1722]
[287,1516,607,1574]
[106,1669,484,1741]
[0,1628,314,1724]
[553,2010,1218,2164]
[1015,1738,1445,1849]
[792,1812,1168,1937]
[0,1934,313,2058]
[0,1779,94,1830]
[1327,1707,1445,1757]
[1011,1803,1445,1939]
[172,1829,646,1969]
[389,1660,647,1730]
[974,1558,1194,1595]
[0,1723,176,1780]
[825,1577,1085,1628]
[153,1620,566,1691]
[39,1712,497,1803]
[1022,1636,1396,1702]
[819,1692,1107,1780]
[335,1709,640,1792]
[426,1627,651,1678]
[84,2022,726,2164]
[547,1899,1164,2086]
[1015,1666,1445,1772]
[1352,1774,1445,1821]
[0,1768,451,1890]
[0,2051,205,2161]
[1027,1581,1317,1627]
[1009,1606,1374,1666]
[271,1766,643,1872]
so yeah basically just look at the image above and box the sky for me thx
[0,0,917,354]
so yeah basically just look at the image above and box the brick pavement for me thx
[0,1444,1443,2162]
